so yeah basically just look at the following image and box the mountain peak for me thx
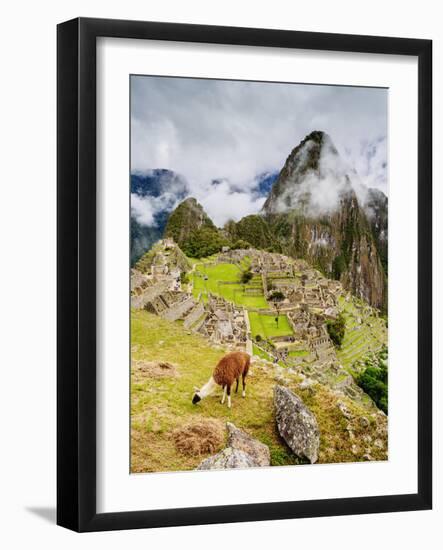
[164,197,216,246]
[290,130,337,160]
[179,197,200,208]
[304,129,330,143]
[262,131,350,216]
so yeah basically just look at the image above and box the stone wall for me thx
[161,296,196,322]
[131,280,170,310]
[183,302,205,329]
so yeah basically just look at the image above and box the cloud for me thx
[352,136,387,192]
[271,134,361,217]
[131,193,155,226]
[131,76,387,225]
[197,180,267,226]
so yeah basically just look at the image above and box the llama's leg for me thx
[227,385,231,408]
[242,374,246,398]
[235,378,239,393]
[221,385,226,404]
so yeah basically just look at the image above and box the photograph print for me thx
[130,75,388,474]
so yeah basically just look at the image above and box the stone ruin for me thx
[132,278,248,350]
[257,253,295,278]
[131,242,384,406]
[188,248,343,363]
[131,270,198,323]
[250,307,336,369]
[197,293,247,349]
[286,308,336,360]
[131,240,248,349]
[132,244,344,359]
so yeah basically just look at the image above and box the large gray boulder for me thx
[274,385,320,463]
[196,447,259,470]
[196,423,271,470]
[227,423,270,467]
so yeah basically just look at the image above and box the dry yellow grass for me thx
[132,359,178,379]
[173,420,225,457]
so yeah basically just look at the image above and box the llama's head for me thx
[192,386,202,405]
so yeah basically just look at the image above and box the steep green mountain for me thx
[164,197,215,242]
[224,214,280,251]
[164,198,230,258]
[261,131,387,310]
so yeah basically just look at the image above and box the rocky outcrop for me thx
[334,397,388,460]
[196,423,270,470]
[227,422,270,467]
[196,447,260,470]
[274,385,320,463]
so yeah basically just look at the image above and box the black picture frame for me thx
[57,17,432,532]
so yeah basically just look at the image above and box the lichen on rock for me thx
[196,447,261,470]
[227,422,270,467]
[274,385,320,463]
[196,423,271,470]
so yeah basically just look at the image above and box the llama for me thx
[192,351,250,408]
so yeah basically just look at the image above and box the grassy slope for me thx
[131,309,387,473]
[252,343,273,362]
[131,309,298,472]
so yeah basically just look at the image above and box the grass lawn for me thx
[230,290,268,309]
[192,262,268,309]
[249,312,294,339]
[288,349,309,357]
[187,254,219,266]
[195,262,240,283]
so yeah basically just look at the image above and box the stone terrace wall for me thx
[183,302,205,329]
[162,296,195,322]
[131,280,170,309]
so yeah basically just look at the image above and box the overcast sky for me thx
[131,75,387,226]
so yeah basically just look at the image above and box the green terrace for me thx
[191,261,268,309]
[189,258,298,357]
[248,311,294,340]
[288,349,309,357]
[337,296,388,372]
[187,256,386,375]
[252,343,274,362]
[267,271,293,279]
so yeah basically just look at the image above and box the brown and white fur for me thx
[192,351,250,408]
